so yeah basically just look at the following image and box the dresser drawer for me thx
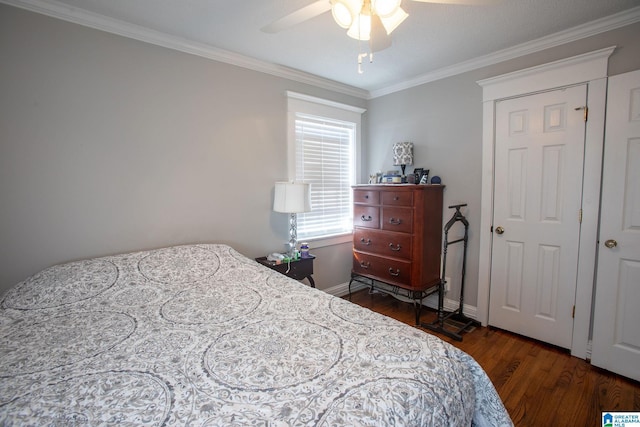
[381,207,413,233]
[353,252,412,287]
[354,189,379,205]
[382,191,413,206]
[353,229,412,260]
[354,205,380,229]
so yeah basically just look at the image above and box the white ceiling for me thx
[6,0,640,97]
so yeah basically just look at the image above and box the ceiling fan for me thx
[262,0,499,42]
[262,0,498,72]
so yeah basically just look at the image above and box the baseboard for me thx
[323,281,478,320]
[323,280,366,297]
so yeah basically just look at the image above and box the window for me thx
[287,92,365,245]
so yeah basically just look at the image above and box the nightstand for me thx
[255,255,316,288]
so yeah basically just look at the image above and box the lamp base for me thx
[288,213,298,258]
[400,164,408,183]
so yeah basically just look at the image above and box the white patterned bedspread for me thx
[0,244,512,426]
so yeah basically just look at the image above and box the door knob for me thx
[495,226,505,235]
[604,239,617,248]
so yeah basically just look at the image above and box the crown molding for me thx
[3,0,639,100]
[0,0,370,99]
[369,5,640,98]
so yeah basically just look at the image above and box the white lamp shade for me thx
[372,0,401,18]
[273,182,311,213]
[347,12,372,40]
[379,6,408,34]
[333,0,407,42]
[331,0,362,28]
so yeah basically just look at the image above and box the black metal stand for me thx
[421,204,480,341]
[348,274,438,325]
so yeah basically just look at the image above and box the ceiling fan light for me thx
[379,6,408,34]
[347,13,371,40]
[372,0,401,18]
[331,0,362,29]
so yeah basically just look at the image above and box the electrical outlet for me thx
[444,277,451,293]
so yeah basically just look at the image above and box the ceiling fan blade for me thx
[411,0,501,5]
[261,1,332,33]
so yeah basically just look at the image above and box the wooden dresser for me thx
[350,184,444,323]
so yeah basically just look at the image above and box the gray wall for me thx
[365,21,640,306]
[0,4,361,294]
[2,3,639,305]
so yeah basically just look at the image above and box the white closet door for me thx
[591,69,640,382]
[489,85,587,349]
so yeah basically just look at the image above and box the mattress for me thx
[0,244,512,426]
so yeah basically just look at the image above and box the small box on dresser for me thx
[351,184,444,323]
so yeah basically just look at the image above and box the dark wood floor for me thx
[345,289,640,427]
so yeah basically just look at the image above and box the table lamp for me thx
[273,181,311,256]
[393,141,413,181]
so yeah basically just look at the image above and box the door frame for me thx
[476,46,615,358]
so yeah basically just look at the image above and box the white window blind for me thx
[295,113,355,240]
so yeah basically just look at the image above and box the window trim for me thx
[286,91,365,248]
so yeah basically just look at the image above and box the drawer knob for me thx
[394,196,399,201]
[388,218,402,225]
[360,238,372,246]
[388,268,400,277]
[360,261,371,269]
[389,243,401,252]
[361,215,373,222]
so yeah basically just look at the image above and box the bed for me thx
[0,244,512,426]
